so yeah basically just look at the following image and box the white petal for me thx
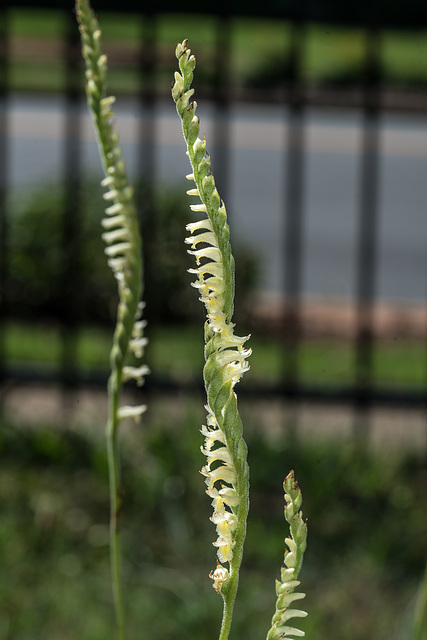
[101,214,126,229]
[211,511,237,529]
[101,175,115,187]
[219,486,239,506]
[132,319,147,335]
[188,262,223,277]
[105,202,124,216]
[122,365,150,386]
[117,404,146,421]
[186,219,213,233]
[200,424,226,444]
[205,465,236,485]
[190,203,207,213]
[192,276,223,292]
[201,446,232,465]
[188,246,221,262]
[104,242,130,257]
[185,232,217,247]
[107,257,125,272]
[213,537,235,563]
[129,337,148,357]
[102,228,129,244]
[103,189,120,201]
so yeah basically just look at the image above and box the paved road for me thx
[7,96,427,303]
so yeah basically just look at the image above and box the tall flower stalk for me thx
[172,40,251,640]
[76,2,148,638]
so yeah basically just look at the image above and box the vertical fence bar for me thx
[0,2,9,394]
[136,10,157,333]
[212,7,232,210]
[137,11,156,189]
[60,8,83,391]
[282,11,306,405]
[425,275,427,446]
[354,26,381,438]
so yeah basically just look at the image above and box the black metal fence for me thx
[1,1,427,427]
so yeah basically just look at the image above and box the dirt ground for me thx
[250,294,427,339]
[2,383,426,453]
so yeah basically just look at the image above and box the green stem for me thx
[218,594,235,640]
[411,562,427,640]
[218,492,249,640]
[107,372,126,640]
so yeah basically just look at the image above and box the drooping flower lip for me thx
[209,562,230,595]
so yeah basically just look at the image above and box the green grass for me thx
[6,9,427,93]
[4,322,427,390]
[0,418,426,640]
[9,60,68,93]
[8,9,65,39]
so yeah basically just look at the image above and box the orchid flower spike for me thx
[76,2,148,635]
[172,39,251,640]
[76,0,148,419]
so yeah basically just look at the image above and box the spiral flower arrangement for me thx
[173,40,307,640]
[172,40,251,639]
[76,0,148,404]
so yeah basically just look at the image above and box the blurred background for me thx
[0,1,427,638]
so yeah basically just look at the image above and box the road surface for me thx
[6,95,427,303]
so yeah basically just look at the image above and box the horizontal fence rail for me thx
[1,1,427,438]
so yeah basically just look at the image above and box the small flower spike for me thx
[172,40,250,640]
[267,471,308,640]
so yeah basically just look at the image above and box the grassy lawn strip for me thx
[0,420,425,640]
[4,322,426,389]
[7,9,427,93]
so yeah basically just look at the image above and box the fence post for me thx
[282,7,306,425]
[60,7,84,395]
[0,3,9,399]
[136,10,157,341]
[212,6,232,212]
[354,25,382,439]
